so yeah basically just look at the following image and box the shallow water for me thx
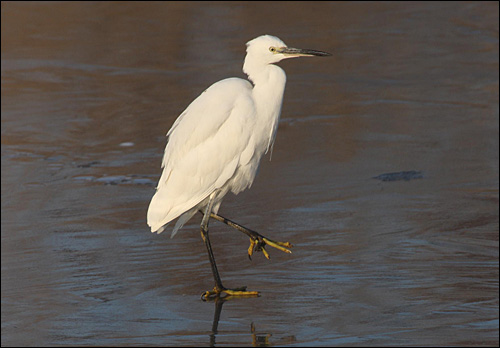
[1,2,498,346]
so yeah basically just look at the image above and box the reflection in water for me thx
[207,296,282,347]
[209,297,226,347]
[251,322,272,347]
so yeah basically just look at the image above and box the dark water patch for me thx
[373,171,424,182]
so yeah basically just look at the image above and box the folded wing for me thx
[147,78,255,234]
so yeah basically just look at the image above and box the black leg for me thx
[200,221,224,291]
[199,197,259,300]
[200,196,224,292]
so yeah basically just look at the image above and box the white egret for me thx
[147,35,330,299]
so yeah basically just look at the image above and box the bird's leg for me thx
[200,197,259,301]
[200,203,224,292]
[206,212,293,260]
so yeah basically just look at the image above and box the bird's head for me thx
[245,35,331,66]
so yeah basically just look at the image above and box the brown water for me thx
[2,2,498,346]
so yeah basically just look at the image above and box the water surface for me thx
[2,2,498,346]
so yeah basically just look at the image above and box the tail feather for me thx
[171,209,198,238]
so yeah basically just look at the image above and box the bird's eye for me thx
[269,47,276,53]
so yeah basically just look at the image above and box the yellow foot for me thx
[201,286,260,301]
[207,213,293,260]
[248,237,293,260]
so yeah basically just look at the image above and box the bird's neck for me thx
[245,64,287,155]
[249,64,287,113]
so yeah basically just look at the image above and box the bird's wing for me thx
[147,78,255,233]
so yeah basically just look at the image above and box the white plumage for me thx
[147,35,328,236]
